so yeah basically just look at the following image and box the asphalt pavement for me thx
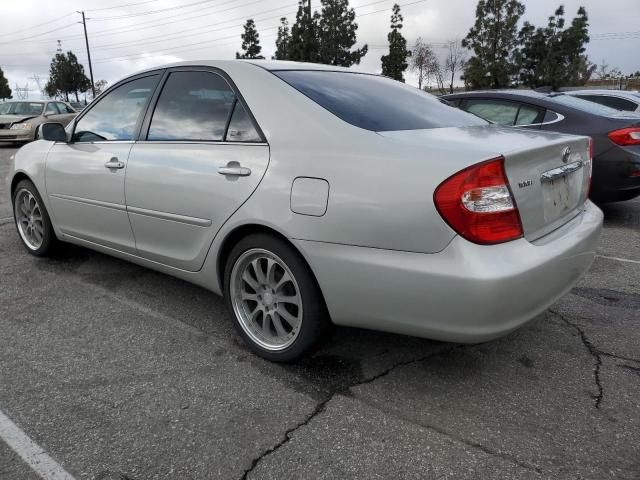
[0,143,639,480]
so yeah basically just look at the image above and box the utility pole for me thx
[78,11,95,98]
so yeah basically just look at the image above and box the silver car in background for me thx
[565,89,640,113]
[0,100,77,144]
[9,61,603,362]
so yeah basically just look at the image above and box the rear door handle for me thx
[104,158,125,169]
[218,163,251,177]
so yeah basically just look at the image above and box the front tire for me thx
[13,180,58,256]
[224,233,330,362]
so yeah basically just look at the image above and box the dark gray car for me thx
[443,90,640,202]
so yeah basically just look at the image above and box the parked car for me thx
[443,90,640,202]
[0,100,77,144]
[10,61,602,361]
[565,89,640,113]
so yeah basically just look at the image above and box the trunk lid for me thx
[378,125,591,241]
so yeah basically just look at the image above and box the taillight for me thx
[608,127,640,146]
[434,157,523,245]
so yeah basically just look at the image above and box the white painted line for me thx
[0,216,13,224]
[597,254,640,265]
[0,408,76,480]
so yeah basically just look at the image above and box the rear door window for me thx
[515,104,544,125]
[45,103,59,115]
[147,71,236,141]
[274,70,486,131]
[464,100,519,125]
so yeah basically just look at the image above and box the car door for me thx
[53,102,78,126]
[125,68,269,271]
[45,73,161,253]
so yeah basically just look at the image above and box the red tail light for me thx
[608,127,640,146]
[434,157,523,245]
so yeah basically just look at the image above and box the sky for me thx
[0,0,639,99]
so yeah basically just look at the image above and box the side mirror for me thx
[39,122,67,142]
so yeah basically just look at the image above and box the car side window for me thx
[73,75,158,143]
[57,102,74,114]
[464,100,519,125]
[225,100,261,142]
[576,95,638,112]
[147,71,237,141]
[515,104,543,125]
[45,103,59,115]
[542,110,561,124]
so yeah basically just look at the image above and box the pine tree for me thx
[45,51,90,101]
[273,18,291,60]
[462,0,525,89]
[236,19,264,59]
[288,1,321,62]
[0,67,11,100]
[380,4,410,82]
[317,0,367,66]
[516,6,593,88]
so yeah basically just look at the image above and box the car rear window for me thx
[273,70,487,132]
[547,94,620,116]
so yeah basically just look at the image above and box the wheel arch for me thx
[10,172,34,201]
[216,223,329,314]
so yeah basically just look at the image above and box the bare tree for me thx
[410,37,437,90]
[595,60,610,80]
[443,40,466,93]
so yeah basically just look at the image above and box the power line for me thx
[89,0,232,21]
[0,22,78,45]
[87,0,160,12]
[0,12,73,39]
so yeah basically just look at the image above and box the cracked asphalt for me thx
[1,144,639,480]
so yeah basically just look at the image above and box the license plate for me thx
[541,168,582,222]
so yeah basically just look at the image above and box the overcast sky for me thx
[1,0,638,99]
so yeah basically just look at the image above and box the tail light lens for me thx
[608,127,640,146]
[434,157,523,245]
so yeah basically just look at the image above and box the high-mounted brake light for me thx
[434,157,523,245]
[608,127,640,146]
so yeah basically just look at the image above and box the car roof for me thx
[129,59,356,78]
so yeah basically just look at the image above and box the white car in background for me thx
[565,89,640,113]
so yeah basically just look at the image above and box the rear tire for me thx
[224,233,330,362]
[13,180,58,256]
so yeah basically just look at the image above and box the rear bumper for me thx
[591,146,640,200]
[295,201,603,343]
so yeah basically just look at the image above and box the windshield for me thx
[0,102,44,116]
[547,94,620,116]
[274,70,488,132]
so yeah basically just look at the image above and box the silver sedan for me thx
[9,61,603,362]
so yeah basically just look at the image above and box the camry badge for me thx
[518,179,533,188]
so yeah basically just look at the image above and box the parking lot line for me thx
[0,408,76,480]
[596,254,640,265]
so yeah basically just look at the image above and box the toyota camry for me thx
[9,60,603,362]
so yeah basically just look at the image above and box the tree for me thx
[0,67,11,100]
[515,6,593,88]
[44,51,90,101]
[94,79,108,97]
[236,19,264,59]
[381,4,410,82]
[273,18,291,60]
[288,1,321,62]
[317,0,367,66]
[443,40,467,93]
[462,0,525,89]
[410,37,437,89]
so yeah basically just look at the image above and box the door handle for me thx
[104,158,125,169]
[218,163,251,177]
